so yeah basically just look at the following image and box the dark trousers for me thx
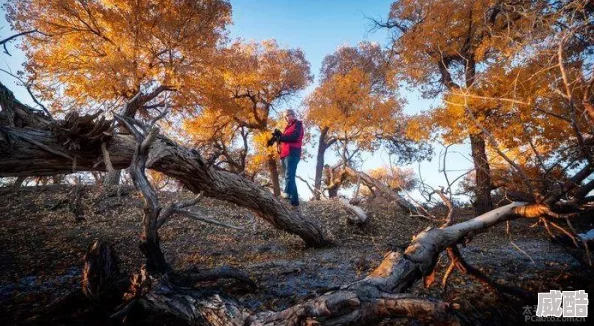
[281,154,300,206]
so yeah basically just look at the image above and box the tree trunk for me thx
[470,133,493,215]
[140,217,169,274]
[12,176,25,187]
[267,155,281,196]
[103,169,121,185]
[0,126,329,246]
[314,127,333,200]
[51,174,64,185]
[327,187,338,198]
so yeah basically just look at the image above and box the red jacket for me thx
[279,120,303,158]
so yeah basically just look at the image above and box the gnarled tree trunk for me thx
[103,170,121,185]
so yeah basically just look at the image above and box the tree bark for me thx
[82,240,123,303]
[12,176,25,187]
[103,169,122,185]
[470,133,493,215]
[0,126,329,246]
[267,155,281,196]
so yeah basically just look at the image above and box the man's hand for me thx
[273,129,282,137]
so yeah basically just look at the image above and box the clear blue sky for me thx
[0,0,474,201]
[229,0,393,82]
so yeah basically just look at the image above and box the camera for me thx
[266,129,282,147]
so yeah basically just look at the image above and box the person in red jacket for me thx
[276,109,303,207]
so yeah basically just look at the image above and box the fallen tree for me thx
[0,82,330,247]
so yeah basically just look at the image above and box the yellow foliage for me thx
[6,0,231,112]
[183,39,311,176]
[306,42,403,154]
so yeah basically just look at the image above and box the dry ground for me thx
[0,185,592,325]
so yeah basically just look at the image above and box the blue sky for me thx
[0,0,474,201]
[229,0,393,81]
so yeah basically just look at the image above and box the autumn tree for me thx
[184,40,312,195]
[306,42,394,198]
[408,0,593,204]
[2,8,594,320]
[378,0,553,214]
[4,0,232,183]
[306,42,429,199]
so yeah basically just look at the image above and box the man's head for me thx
[284,109,296,124]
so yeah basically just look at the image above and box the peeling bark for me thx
[113,267,249,326]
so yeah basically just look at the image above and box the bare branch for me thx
[113,114,143,142]
[0,30,43,55]
[140,127,160,153]
[157,192,205,228]
[0,68,52,119]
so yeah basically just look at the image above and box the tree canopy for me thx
[5,0,231,114]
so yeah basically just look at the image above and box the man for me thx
[276,109,303,207]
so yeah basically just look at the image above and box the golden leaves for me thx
[7,0,232,110]
[306,42,403,152]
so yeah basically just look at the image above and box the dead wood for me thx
[338,197,368,224]
[175,265,257,290]
[342,166,419,214]
[112,267,249,326]
[82,240,125,304]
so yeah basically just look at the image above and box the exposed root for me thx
[445,246,534,300]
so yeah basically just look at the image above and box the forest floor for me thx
[0,185,592,325]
